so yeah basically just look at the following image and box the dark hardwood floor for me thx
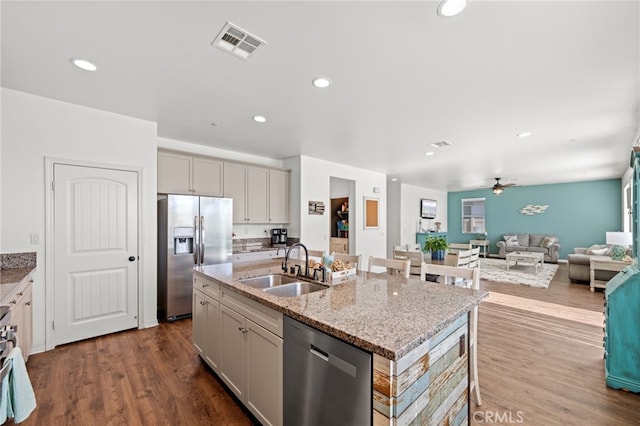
[15,264,640,425]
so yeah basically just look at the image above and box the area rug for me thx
[478,258,558,288]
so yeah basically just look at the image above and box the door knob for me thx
[128,256,136,262]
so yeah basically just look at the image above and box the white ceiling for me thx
[2,1,639,191]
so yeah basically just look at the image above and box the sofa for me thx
[496,233,560,263]
[567,245,630,282]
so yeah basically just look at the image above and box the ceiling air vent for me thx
[212,22,266,60]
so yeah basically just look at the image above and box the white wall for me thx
[387,179,402,255]
[1,88,159,353]
[401,183,448,236]
[386,183,448,254]
[295,156,387,268]
[283,156,301,238]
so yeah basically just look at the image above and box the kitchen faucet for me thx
[283,243,309,277]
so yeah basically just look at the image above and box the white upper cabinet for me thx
[158,151,223,196]
[158,151,192,195]
[193,157,223,196]
[223,163,249,223]
[158,150,290,224]
[246,166,269,223]
[224,163,288,224]
[268,169,290,224]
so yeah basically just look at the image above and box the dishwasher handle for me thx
[310,345,329,362]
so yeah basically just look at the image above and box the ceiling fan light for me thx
[492,187,504,195]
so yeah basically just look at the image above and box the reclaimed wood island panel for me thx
[194,260,487,425]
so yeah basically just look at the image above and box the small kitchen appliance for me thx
[271,228,287,245]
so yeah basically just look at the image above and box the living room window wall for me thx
[462,198,486,234]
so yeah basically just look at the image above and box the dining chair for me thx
[445,249,472,268]
[368,256,410,278]
[449,242,472,251]
[468,247,481,269]
[331,252,362,271]
[393,249,424,276]
[405,243,421,252]
[420,263,481,406]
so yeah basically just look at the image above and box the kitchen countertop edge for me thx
[194,261,487,360]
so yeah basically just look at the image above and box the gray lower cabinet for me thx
[193,273,283,426]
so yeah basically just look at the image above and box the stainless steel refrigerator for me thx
[158,194,232,321]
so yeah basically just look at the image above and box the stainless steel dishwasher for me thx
[284,316,372,425]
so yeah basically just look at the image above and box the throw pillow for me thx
[540,236,556,248]
[504,235,519,247]
[586,244,608,255]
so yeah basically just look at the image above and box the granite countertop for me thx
[194,260,488,360]
[1,252,37,304]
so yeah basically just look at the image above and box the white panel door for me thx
[53,164,139,345]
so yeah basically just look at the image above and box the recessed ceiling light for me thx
[312,77,332,88]
[391,178,398,182]
[425,151,435,156]
[437,0,467,18]
[517,132,532,138]
[253,115,267,123]
[70,58,97,72]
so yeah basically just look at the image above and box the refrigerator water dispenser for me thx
[173,227,194,254]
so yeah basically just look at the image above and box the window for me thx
[462,198,486,234]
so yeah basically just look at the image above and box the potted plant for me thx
[424,236,449,261]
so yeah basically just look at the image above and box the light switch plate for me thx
[30,233,40,244]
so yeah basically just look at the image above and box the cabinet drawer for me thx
[193,274,220,300]
[221,290,283,338]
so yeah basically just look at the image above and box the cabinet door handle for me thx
[17,292,23,296]
[238,327,248,334]
[25,302,31,306]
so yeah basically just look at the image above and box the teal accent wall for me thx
[447,179,622,260]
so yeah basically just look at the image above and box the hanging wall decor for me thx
[364,197,379,229]
[519,204,549,215]
[308,201,325,215]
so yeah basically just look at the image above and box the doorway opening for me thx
[329,177,355,254]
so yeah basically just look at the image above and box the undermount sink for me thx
[263,282,328,298]
[239,274,301,289]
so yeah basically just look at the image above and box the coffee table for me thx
[505,251,544,273]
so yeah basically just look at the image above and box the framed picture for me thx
[364,197,379,229]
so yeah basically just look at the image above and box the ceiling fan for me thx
[491,177,516,195]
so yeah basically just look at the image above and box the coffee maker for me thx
[271,228,287,245]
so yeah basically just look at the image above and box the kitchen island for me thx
[194,260,487,425]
